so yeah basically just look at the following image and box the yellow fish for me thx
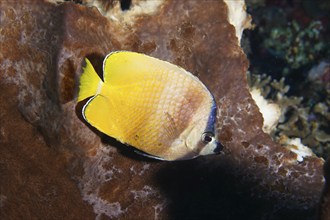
[78,51,222,160]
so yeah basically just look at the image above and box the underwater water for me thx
[0,0,328,220]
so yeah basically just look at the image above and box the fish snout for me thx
[213,141,224,154]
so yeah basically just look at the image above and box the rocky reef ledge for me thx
[0,0,326,219]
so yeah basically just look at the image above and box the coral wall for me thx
[0,0,325,219]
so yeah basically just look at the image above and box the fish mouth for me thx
[197,136,223,156]
[213,141,224,154]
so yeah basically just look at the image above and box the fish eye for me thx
[201,132,214,143]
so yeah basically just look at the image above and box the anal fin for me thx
[82,95,121,139]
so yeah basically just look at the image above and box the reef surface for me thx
[0,0,326,219]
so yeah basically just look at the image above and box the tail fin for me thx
[78,58,103,102]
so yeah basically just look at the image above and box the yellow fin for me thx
[82,94,122,138]
[78,58,103,102]
[102,51,181,87]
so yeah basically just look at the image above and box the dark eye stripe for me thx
[205,96,217,133]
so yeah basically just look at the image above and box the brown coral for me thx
[0,0,325,219]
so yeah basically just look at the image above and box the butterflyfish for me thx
[78,51,222,160]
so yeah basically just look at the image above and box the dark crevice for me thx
[120,0,131,11]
